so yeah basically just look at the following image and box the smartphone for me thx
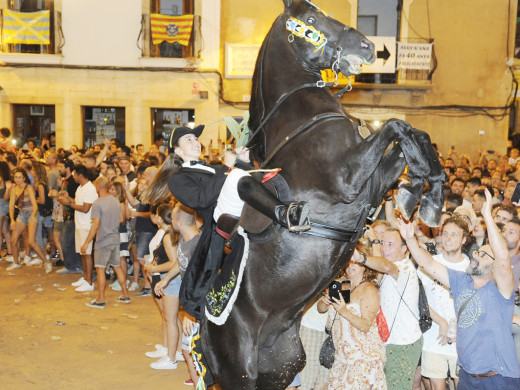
[487,150,495,154]
[328,280,351,303]
[511,182,520,204]
[450,145,455,150]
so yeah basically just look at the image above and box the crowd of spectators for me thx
[5,123,520,389]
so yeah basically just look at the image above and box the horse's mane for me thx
[248,16,283,133]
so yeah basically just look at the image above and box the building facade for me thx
[0,0,517,157]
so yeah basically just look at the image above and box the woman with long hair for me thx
[143,204,183,370]
[6,168,51,272]
[0,161,13,260]
[33,161,52,253]
[318,246,386,389]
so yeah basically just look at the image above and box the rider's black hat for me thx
[168,124,204,152]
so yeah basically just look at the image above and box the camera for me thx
[328,280,351,303]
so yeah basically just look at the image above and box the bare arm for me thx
[27,186,38,219]
[385,199,398,227]
[80,218,100,253]
[95,139,110,167]
[351,249,399,280]
[329,284,380,332]
[482,188,514,298]
[429,306,449,346]
[396,219,450,287]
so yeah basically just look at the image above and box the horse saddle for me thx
[216,172,291,241]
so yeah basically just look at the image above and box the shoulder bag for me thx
[319,312,337,369]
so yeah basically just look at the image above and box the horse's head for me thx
[283,0,375,76]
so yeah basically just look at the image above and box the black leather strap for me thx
[301,221,358,242]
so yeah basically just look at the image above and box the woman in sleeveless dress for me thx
[318,250,386,390]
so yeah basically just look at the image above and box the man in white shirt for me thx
[418,217,470,389]
[352,227,422,390]
[58,165,98,292]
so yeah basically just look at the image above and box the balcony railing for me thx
[0,9,64,55]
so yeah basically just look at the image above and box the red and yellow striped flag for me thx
[150,14,194,46]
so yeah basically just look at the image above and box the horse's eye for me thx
[307,16,316,24]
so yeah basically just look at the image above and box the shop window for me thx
[12,104,55,146]
[2,0,62,54]
[84,107,125,150]
[152,108,195,149]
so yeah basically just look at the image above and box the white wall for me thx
[61,0,142,66]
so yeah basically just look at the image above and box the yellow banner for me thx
[150,14,193,46]
[3,10,50,45]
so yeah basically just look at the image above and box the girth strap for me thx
[302,221,358,242]
[260,112,347,168]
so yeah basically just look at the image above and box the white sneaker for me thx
[150,356,177,370]
[44,262,52,274]
[75,282,94,292]
[4,255,14,263]
[145,345,168,358]
[22,256,31,266]
[176,351,186,362]
[128,281,140,291]
[6,262,21,271]
[31,252,37,258]
[71,277,85,287]
[27,258,43,266]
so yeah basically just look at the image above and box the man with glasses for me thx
[351,227,422,390]
[502,219,520,367]
[396,189,520,389]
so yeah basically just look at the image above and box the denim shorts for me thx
[0,200,9,217]
[136,231,155,259]
[161,273,181,297]
[17,209,33,225]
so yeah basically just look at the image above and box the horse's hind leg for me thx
[201,317,259,390]
[256,321,305,390]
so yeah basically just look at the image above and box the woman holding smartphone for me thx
[318,247,385,389]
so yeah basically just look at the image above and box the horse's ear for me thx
[283,0,293,10]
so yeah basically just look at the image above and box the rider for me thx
[143,124,311,318]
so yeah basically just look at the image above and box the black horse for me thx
[200,0,446,388]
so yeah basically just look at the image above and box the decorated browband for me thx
[286,17,328,53]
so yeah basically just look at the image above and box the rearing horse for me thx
[200,0,445,388]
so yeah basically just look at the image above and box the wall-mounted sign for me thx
[397,42,433,70]
[225,43,261,79]
[363,36,396,74]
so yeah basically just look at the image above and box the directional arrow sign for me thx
[363,36,396,74]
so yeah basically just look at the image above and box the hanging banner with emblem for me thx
[397,42,433,70]
[150,14,194,46]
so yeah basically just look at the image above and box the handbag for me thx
[376,306,390,342]
[319,313,337,369]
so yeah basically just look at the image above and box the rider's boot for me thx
[237,176,311,232]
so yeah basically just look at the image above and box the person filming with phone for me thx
[317,247,386,389]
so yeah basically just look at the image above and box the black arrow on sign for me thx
[377,44,391,64]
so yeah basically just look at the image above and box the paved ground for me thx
[0,260,193,390]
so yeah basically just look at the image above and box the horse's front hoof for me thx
[396,184,422,220]
[418,194,442,227]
